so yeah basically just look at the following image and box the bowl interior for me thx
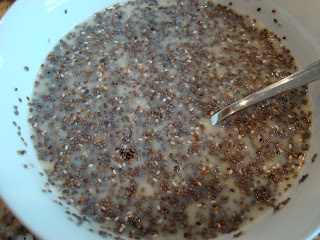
[0,0,320,239]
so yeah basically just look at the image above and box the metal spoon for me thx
[211,59,320,126]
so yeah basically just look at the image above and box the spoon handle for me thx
[211,59,320,126]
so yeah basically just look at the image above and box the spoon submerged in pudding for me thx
[211,59,320,126]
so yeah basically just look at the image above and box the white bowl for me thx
[0,0,319,239]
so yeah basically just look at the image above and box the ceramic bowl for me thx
[0,0,319,239]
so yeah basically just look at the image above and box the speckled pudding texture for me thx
[28,0,312,239]
[0,0,319,240]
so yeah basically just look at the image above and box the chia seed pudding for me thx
[28,1,312,239]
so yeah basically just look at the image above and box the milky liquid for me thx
[28,1,312,239]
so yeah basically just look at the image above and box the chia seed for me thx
[299,173,309,183]
[17,150,26,155]
[312,153,318,163]
[274,197,291,213]
[233,231,243,238]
